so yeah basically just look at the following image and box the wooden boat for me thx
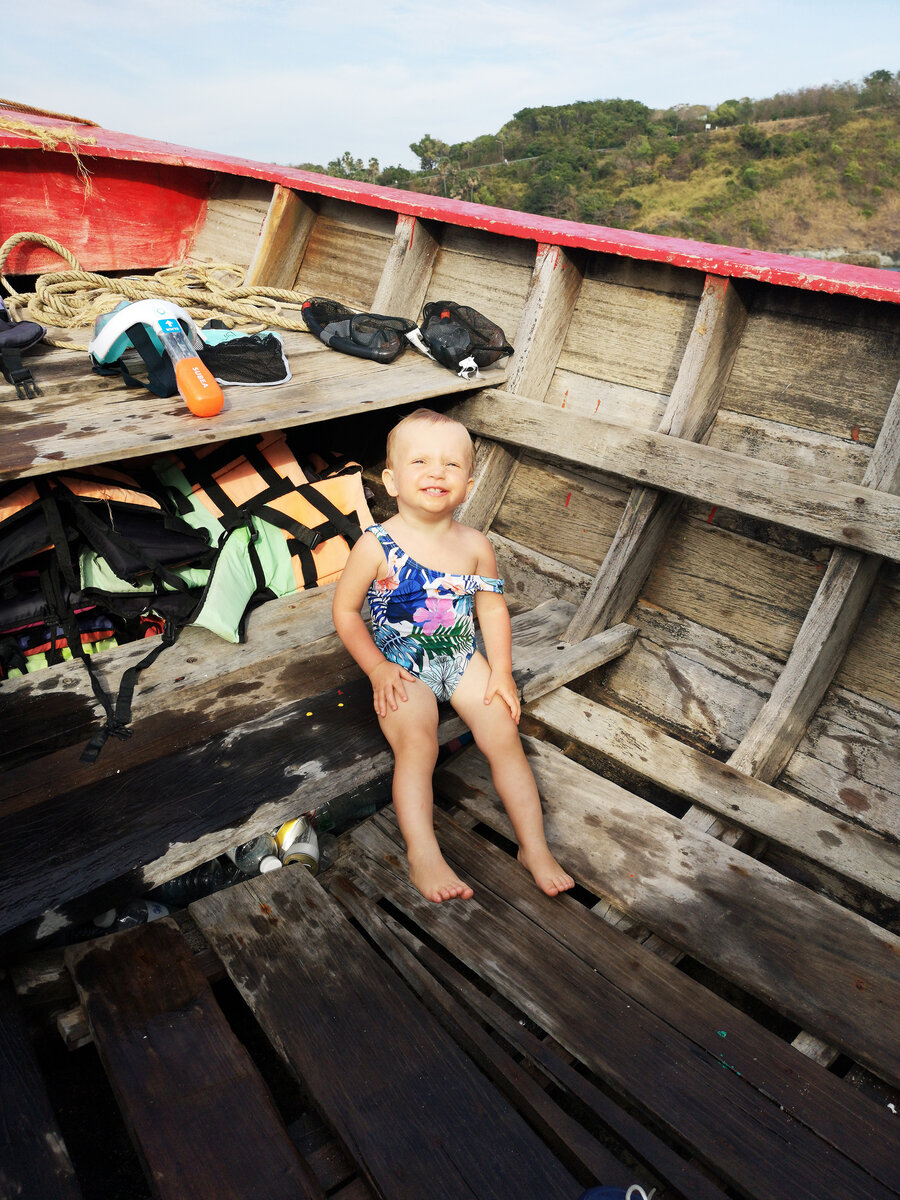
[1,100,899,1200]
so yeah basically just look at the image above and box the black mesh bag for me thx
[199,332,290,386]
[418,301,514,376]
[301,299,415,364]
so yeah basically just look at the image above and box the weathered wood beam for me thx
[192,867,579,1200]
[518,624,636,702]
[352,811,900,1198]
[2,349,495,484]
[244,184,318,289]
[457,243,584,532]
[2,601,634,944]
[453,391,900,561]
[565,274,748,641]
[328,873,638,1192]
[526,688,900,903]
[436,738,900,1091]
[67,920,324,1200]
[372,213,441,320]
[0,979,83,1200]
[723,375,900,1069]
[729,374,900,783]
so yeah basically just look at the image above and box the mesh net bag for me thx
[301,299,415,363]
[419,301,514,374]
[199,333,290,386]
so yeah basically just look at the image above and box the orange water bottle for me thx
[154,315,224,417]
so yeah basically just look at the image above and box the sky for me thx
[4,1,897,172]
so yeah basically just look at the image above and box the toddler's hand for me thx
[369,660,416,718]
[484,669,521,723]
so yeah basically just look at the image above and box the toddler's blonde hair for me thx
[385,408,475,473]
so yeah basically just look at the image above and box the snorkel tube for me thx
[154,314,224,417]
[89,300,224,417]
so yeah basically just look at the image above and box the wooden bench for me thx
[0,596,633,946]
[0,331,497,483]
[345,808,900,1200]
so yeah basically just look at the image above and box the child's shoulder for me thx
[453,519,491,551]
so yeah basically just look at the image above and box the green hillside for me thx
[299,71,900,262]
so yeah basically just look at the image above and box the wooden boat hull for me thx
[1,102,899,1200]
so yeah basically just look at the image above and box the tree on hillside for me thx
[410,135,451,171]
[862,69,900,107]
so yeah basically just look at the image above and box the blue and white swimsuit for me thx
[366,524,504,701]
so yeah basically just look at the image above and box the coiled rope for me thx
[0,232,312,350]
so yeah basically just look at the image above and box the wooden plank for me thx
[489,532,590,609]
[244,184,318,289]
[491,454,626,573]
[556,272,701,395]
[435,737,900,1088]
[727,551,881,780]
[0,603,573,942]
[327,871,638,1193]
[0,350,500,483]
[188,176,274,270]
[721,294,900,443]
[457,243,584,532]
[591,600,900,837]
[190,867,578,1200]
[453,391,900,561]
[708,409,871,481]
[294,200,397,309]
[0,978,83,1200]
[527,688,900,902]
[350,813,900,1199]
[506,244,586,401]
[730,375,900,782]
[372,213,440,320]
[328,866,729,1200]
[518,623,636,701]
[66,919,322,1200]
[565,273,749,640]
[544,369,669,428]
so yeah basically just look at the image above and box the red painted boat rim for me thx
[2,103,899,305]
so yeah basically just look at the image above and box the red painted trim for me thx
[3,105,899,305]
[0,148,211,273]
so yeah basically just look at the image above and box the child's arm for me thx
[472,536,521,723]
[332,534,415,717]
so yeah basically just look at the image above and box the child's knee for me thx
[472,715,521,759]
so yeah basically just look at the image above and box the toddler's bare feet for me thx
[408,848,474,903]
[518,846,575,896]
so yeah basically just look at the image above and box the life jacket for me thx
[0,609,118,679]
[154,430,373,641]
[0,466,213,761]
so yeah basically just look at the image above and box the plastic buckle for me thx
[1,350,42,401]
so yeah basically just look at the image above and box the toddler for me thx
[332,408,574,903]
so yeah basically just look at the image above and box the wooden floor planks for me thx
[65,919,323,1200]
[0,977,82,1200]
[0,601,630,946]
[347,810,900,1200]
[436,736,900,1090]
[190,867,579,1200]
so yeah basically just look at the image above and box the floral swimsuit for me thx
[366,524,504,701]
